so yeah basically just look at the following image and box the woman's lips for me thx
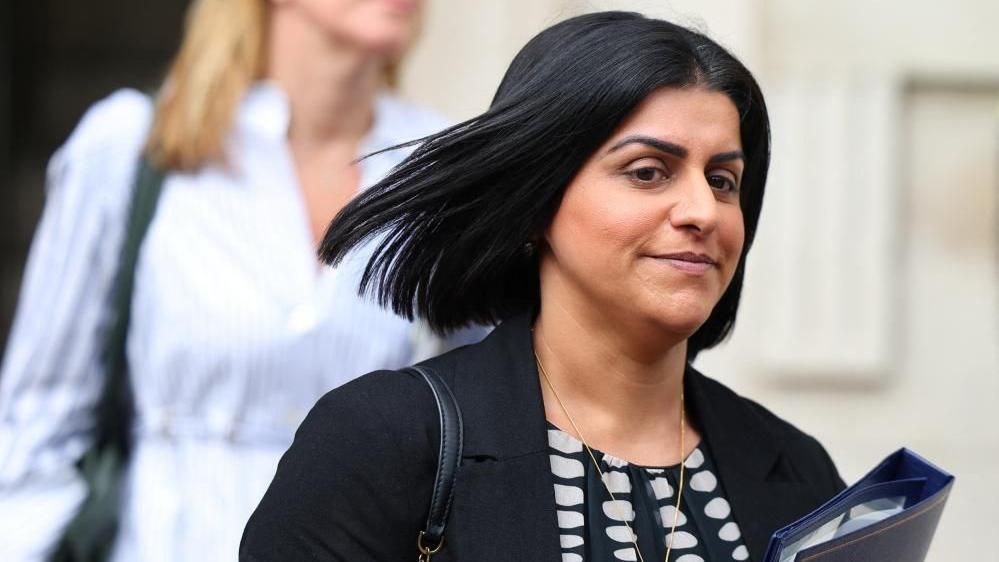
[650,252,716,274]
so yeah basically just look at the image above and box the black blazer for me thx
[241,313,845,561]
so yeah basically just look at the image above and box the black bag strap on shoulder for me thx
[51,155,166,562]
[406,366,464,562]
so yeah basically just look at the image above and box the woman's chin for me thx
[630,287,721,336]
[641,307,713,343]
[349,25,415,57]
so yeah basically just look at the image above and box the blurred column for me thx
[872,81,998,562]
[738,73,903,382]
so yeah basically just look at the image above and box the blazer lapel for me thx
[446,451,560,561]
[432,313,562,561]
[686,369,821,561]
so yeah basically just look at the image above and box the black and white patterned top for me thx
[548,424,750,562]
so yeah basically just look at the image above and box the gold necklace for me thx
[536,353,686,562]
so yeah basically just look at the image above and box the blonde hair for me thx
[146,0,268,171]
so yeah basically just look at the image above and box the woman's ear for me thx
[524,231,551,257]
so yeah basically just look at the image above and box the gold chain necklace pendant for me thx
[535,352,686,562]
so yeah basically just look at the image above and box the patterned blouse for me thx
[548,424,750,562]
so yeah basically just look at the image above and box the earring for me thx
[523,241,536,256]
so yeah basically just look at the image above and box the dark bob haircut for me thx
[320,11,770,360]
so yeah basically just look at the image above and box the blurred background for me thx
[1,0,995,560]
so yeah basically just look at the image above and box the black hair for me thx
[319,11,770,360]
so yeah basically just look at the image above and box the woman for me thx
[0,0,474,560]
[240,11,844,562]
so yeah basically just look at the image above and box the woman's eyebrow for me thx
[708,150,745,164]
[607,135,687,157]
[607,135,746,165]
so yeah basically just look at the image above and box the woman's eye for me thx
[628,166,666,183]
[707,174,739,193]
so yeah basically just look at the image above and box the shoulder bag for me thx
[50,155,166,562]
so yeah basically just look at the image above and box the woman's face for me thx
[541,86,746,342]
[288,0,421,56]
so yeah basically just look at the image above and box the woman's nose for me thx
[667,174,720,235]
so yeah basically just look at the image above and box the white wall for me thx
[762,0,999,74]
[400,0,574,120]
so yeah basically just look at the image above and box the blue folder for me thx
[763,448,954,562]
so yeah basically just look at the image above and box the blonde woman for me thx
[0,0,471,560]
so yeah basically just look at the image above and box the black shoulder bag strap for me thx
[406,366,464,562]
[51,156,166,562]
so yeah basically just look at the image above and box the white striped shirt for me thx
[0,84,482,561]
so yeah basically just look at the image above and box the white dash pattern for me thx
[547,428,749,562]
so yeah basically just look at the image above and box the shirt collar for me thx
[235,81,399,151]
[237,81,291,140]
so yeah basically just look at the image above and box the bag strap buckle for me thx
[418,530,445,561]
